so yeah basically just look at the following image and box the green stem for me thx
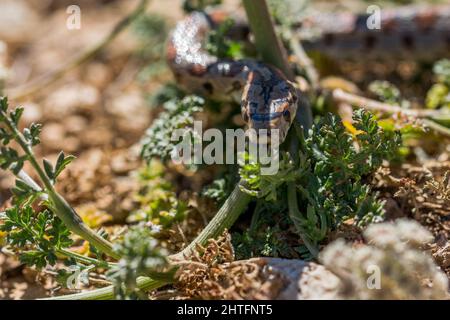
[43,276,166,300]
[57,248,115,268]
[242,0,293,79]
[287,183,318,257]
[1,108,120,260]
[43,269,175,300]
[172,183,252,260]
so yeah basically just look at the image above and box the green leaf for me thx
[0,127,12,145]
[433,59,450,86]
[23,123,42,146]
[20,250,50,269]
[43,158,54,182]
[0,96,8,112]
[141,96,204,163]
[54,152,75,179]
[10,107,24,126]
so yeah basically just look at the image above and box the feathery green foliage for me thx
[140,96,204,163]
[0,207,72,268]
[206,19,244,59]
[236,110,401,257]
[107,225,168,299]
[127,161,188,228]
[426,59,450,110]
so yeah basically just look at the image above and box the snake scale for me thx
[167,4,450,143]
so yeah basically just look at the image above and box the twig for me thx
[289,33,319,89]
[332,89,442,118]
[7,0,149,100]
[171,183,252,260]
[333,89,450,137]
[422,119,450,138]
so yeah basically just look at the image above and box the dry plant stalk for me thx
[174,231,286,300]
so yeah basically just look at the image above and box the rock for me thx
[44,83,100,118]
[0,1,39,43]
[250,257,341,300]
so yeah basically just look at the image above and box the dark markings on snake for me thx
[203,82,214,95]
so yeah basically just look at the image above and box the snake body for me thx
[167,5,450,141]
[167,11,298,143]
[300,4,450,61]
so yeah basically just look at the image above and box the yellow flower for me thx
[0,230,7,244]
[76,204,112,228]
[342,120,364,136]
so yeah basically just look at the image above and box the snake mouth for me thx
[247,127,285,145]
[250,112,283,121]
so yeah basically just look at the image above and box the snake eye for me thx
[283,109,291,122]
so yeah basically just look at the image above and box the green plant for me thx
[140,96,204,163]
[206,19,244,59]
[0,97,119,260]
[182,0,222,12]
[107,225,169,299]
[0,207,72,268]
[127,161,188,228]
[0,96,173,299]
[426,59,450,110]
[239,152,298,201]
[237,110,401,257]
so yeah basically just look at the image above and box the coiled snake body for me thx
[167,12,298,143]
[167,5,450,142]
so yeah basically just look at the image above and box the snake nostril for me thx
[202,82,214,95]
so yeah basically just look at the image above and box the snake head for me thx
[241,79,298,144]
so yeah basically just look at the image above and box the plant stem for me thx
[43,269,175,300]
[242,0,294,79]
[333,89,450,137]
[0,109,120,260]
[332,89,442,118]
[57,248,115,268]
[43,276,167,300]
[8,0,149,100]
[422,118,450,137]
[172,183,252,260]
[289,33,319,90]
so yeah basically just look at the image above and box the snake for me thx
[166,4,450,143]
[166,11,298,144]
